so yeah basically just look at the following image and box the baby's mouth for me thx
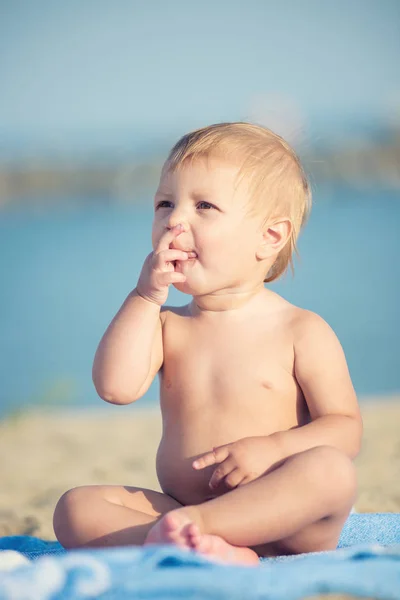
[173,251,197,269]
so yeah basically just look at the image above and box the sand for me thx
[0,397,399,543]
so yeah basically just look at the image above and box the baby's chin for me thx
[173,260,201,294]
[173,274,221,298]
[173,270,209,296]
[173,261,228,297]
[173,279,198,295]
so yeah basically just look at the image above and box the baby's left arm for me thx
[272,310,363,460]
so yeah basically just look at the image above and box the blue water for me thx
[0,187,399,417]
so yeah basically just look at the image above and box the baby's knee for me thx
[54,485,92,514]
[53,486,96,547]
[305,445,357,503]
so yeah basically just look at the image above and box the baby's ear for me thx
[256,218,292,260]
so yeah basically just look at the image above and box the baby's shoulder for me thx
[287,305,338,349]
[289,306,328,327]
[264,292,319,324]
[268,293,333,340]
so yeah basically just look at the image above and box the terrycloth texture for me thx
[1,513,399,560]
[0,544,399,599]
[339,512,400,547]
[0,514,399,599]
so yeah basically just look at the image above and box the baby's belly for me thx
[155,412,298,505]
[156,435,227,505]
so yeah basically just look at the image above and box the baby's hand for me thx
[192,436,283,491]
[136,224,189,306]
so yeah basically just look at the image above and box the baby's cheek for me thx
[201,231,224,251]
[151,226,162,250]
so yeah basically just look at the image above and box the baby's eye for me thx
[155,201,173,209]
[197,201,214,210]
[155,200,216,210]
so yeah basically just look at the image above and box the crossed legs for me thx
[54,445,357,563]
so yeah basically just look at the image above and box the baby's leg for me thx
[146,445,357,559]
[53,485,182,549]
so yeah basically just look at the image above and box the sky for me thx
[1,0,399,156]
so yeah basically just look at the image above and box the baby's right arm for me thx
[92,224,189,405]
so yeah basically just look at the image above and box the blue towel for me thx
[0,513,399,599]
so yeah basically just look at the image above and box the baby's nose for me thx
[167,220,189,233]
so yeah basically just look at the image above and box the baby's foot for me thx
[187,524,259,566]
[144,507,201,549]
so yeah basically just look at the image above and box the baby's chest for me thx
[162,325,294,398]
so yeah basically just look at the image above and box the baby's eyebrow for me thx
[155,191,215,202]
[155,187,172,195]
[191,191,213,201]
[154,191,173,201]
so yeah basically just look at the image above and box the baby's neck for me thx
[190,285,266,315]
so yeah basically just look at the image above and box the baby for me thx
[53,122,363,565]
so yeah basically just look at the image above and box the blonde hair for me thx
[166,122,311,283]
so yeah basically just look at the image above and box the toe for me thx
[187,524,199,547]
[189,523,200,538]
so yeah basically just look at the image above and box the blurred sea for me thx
[0,185,399,417]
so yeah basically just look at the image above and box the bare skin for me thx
[144,445,357,564]
[144,510,260,565]
[54,156,362,564]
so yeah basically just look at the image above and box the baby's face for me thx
[152,156,264,296]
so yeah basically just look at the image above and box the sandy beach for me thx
[0,397,399,542]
